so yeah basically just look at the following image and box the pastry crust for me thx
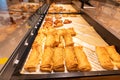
[24,44,40,72]
[66,28,76,36]
[96,46,114,70]
[40,47,53,72]
[105,45,120,62]
[64,19,72,24]
[63,33,74,47]
[74,46,91,71]
[45,34,56,47]
[64,47,78,71]
[53,47,64,72]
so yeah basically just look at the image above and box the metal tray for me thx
[10,12,120,80]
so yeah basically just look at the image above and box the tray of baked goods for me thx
[8,2,43,13]
[48,3,79,14]
[20,13,120,75]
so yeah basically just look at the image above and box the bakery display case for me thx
[1,0,120,80]
[0,0,46,80]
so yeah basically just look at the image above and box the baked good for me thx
[54,22,63,28]
[63,33,74,47]
[64,19,72,24]
[53,47,64,72]
[55,14,62,19]
[66,28,76,36]
[74,46,91,71]
[96,46,114,70]
[45,34,56,47]
[58,36,65,48]
[40,47,53,72]
[105,45,120,62]
[45,17,53,22]
[54,19,63,27]
[24,44,40,72]
[64,47,78,71]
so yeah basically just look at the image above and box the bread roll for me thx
[96,46,114,70]
[53,47,64,72]
[64,47,78,71]
[74,46,91,71]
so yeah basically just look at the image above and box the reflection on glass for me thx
[0,0,8,10]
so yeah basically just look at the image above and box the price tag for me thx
[0,57,8,64]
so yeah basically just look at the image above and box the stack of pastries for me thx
[24,24,92,72]
[24,13,120,73]
[43,14,72,28]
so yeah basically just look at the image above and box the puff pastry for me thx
[64,47,78,71]
[45,34,56,47]
[24,45,40,72]
[96,46,114,70]
[105,45,120,62]
[66,28,76,36]
[40,47,53,72]
[63,33,74,47]
[74,46,91,71]
[53,47,64,72]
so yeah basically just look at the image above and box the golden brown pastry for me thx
[53,47,64,72]
[58,36,65,48]
[45,34,56,47]
[66,28,76,36]
[96,46,114,70]
[45,17,53,22]
[54,19,63,28]
[63,33,74,47]
[64,47,78,71]
[57,29,66,36]
[43,21,53,28]
[54,19,62,24]
[40,47,53,72]
[54,22,63,28]
[105,45,120,62]
[54,33,60,47]
[55,14,62,19]
[63,19,72,24]
[34,33,46,46]
[105,45,120,69]
[74,46,91,71]
[24,44,40,72]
